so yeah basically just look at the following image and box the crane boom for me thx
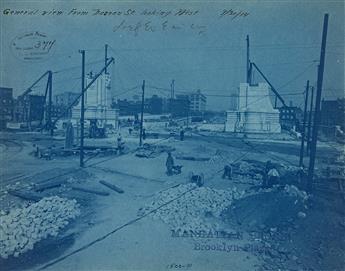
[20,71,50,98]
[251,62,287,107]
[50,57,114,127]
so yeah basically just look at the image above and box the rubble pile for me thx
[338,155,345,163]
[238,161,256,173]
[135,144,175,158]
[0,196,80,259]
[284,184,309,202]
[138,184,245,232]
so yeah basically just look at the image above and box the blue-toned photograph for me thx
[0,1,344,270]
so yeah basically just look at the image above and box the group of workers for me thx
[120,125,283,188]
[165,151,282,189]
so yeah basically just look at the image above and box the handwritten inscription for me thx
[3,7,249,37]
[219,9,250,19]
[2,8,248,19]
[11,31,56,61]
[113,20,207,36]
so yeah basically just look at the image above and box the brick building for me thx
[0,87,14,129]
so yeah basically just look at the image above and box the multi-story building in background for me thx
[169,95,190,117]
[115,99,142,116]
[0,87,14,129]
[189,89,206,113]
[145,95,163,115]
[13,94,45,125]
[54,92,79,107]
[53,92,80,119]
[320,98,345,137]
[279,101,303,131]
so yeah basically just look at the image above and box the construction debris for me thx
[223,186,310,231]
[297,211,307,219]
[0,196,80,259]
[284,185,309,202]
[71,185,110,196]
[99,180,124,193]
[8,190,43,202]
[175,156,210,161]
[34,179,67,192]
[135,144,175,158]
[138,184,245,233]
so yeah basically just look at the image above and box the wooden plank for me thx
[34,179,66,192]
[71,185,109,196]
[99,180,124,194]
[176,156,210,161]
[8,190,43,201]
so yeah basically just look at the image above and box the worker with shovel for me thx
[263,160,280,188]
[166,152,182,176]
[166,152,174,176]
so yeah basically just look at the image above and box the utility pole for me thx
[139,80,145,146]
[246,35,251,84]
[307,14,329,191]
[171,79,175,99]
[299,80,309,167]
[105,44,108,74]
[48,71,53,136]
[306,86,315,154]
[79,50,86,167]
[187,106,190,128]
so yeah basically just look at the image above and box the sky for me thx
[0,0,344,111]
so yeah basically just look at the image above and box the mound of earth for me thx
[221,188,345,271]
[221,189,307,231]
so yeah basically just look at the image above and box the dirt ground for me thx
[0,131,344,271]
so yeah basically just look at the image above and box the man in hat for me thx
[166,152,174,176]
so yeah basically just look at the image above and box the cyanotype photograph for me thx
[0,0,344,270]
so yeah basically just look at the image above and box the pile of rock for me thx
[238,161,256,173]
[0,196,80,259]
[284,184,309,202]
[135,144,175,158]
[138,184,245,232]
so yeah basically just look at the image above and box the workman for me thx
[180,128,185,141]
[222,165,233,180]
[267,168,280,187]
[117,133,123,154]
[166,152,174,176]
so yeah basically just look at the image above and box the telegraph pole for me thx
[104,44,108,74]
[171,79,175,99]
[306,86,314,154]
[48,71,53,136]
[299,80,309,167]
[307,14,329,191]
[246,35,251,84]
[139,80,145,146]
[79,50,86,167]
